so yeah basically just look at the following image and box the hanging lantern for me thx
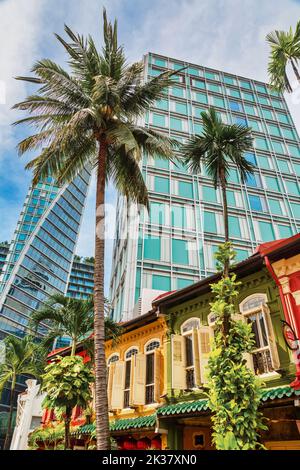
[136,437,151,450]
[151,436,161,449]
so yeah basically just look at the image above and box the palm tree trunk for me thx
[64,405,72,450]
[220,169,230,340]
[3,379,16,450]
[94,135,110,450]
[291,58,300,84]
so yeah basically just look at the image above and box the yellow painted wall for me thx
[105,317,167,421]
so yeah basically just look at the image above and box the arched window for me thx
[239,294,279,375]
[144,340,160,404]
[107,354,119,365]
[124,348,138,407]
[180,318,201,389]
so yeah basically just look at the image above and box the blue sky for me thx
[0,0,300,293]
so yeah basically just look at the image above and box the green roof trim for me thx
[72,386,300,435]
[72,414,156,436]
[157,386,300,417]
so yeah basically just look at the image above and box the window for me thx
[255,137,269,151]
[268,124,281,137]
[234,116,247,126]
[172,205,186,228]
[177,278,194,289]
[145,340,160,404]
[291,202,300,218]
[224,75,235,85]
[268,199,282,215]
[152,274,171,291]
[285,180,300,196]
[150,202,165,225]
[208,83,221,93]
[152,113,166,127]
[235,249,249,262]
[240,295,280,375]
[202,185,217,203]
[204,211,217,233]
[278,225,293,238]
[154,176,169,194]
[243,91,254,101]
[258,155,271,170]
[255,83,267,94]
[277,159,290,174]
[265,176,280,192]
[228,168,239,184]
[194,92,208,104]
[170,117,183,131]
[172,239,189,265]
[156,98,168,110]
[244,104,257,115]
[188,66,199,76]
[282,127,296,140]
[229,100,242,112]
[271,140,284,154]
[239,79,251,89]
[124,348,138,408]
[181,318,201,389]
[211,96,225,108]
[144,237,161,261]
[245,153,257,165]
[178,181,194,198]
[227,88,241,98]
[171,86,184,98]
[193,79,206,89]
[277,112,290,124]
[154,57,166,67]
[229,216,241,238]
[288,144,300,158]
[226,190,236,206]
[205,71,218,80]
[108,354,119,365]
[249,195,263,212]
[261,108,273,120]
[174,102,187,114]
[194,123,204,135]
[257,95,269,106]
[258,221,275,241]
[293,163,300,176]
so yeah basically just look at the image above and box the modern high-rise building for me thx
[110,52,300,322]
[66,256,94,300]
[0,168,91,340]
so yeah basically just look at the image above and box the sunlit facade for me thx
[110,52,300,322]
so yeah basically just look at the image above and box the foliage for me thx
[182,108,254,189]
[0,335,46,449]
[30,293,122,355]
[207,243,267,450]
[41,355,94,449]
[28,423,65,450]
[266,21,300,92]
[41,355,94,410]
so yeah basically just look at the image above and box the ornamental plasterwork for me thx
[292,290,300,306]
[272,255,300,278]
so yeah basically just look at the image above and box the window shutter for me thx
[262,305,280,370]
[198,326,211,384]
[132,354,146,406]
[171,334,187,389]
[129,355,136,406]
[232,313,254,370]
[192,328,201,387]
[111,361,125,410]
[154,349,161,402]
[107,363,115,411]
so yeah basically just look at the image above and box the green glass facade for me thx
[110,53,300,322]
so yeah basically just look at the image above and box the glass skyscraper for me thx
[67,256,94,300]
[0,168,91,339]
[110,52,300,322]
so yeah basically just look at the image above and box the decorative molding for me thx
[292,290,300,306]
[272,255,300,278]
[279,276,291,295]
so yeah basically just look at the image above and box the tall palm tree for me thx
[13,10,176,449]
[30,293,122,355]
[181,108,254,335]
[0,335,45,449]
[266,21,300,92]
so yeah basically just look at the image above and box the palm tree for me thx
[30,293,122,356]
[181,108,254,335]
[266,21,300,92]
[0,335,45,449]
[13,10,176,449]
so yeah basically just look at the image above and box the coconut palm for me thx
[13,10,176,449]
[0,335,45,449]
[181,108,254,334]
[266,21,300,92]
[30,293,122,355]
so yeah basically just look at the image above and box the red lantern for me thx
[151,436,161,449]
[123,438,137,450]
[136,438,151,450]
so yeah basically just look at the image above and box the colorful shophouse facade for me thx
[39,235,300,450]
